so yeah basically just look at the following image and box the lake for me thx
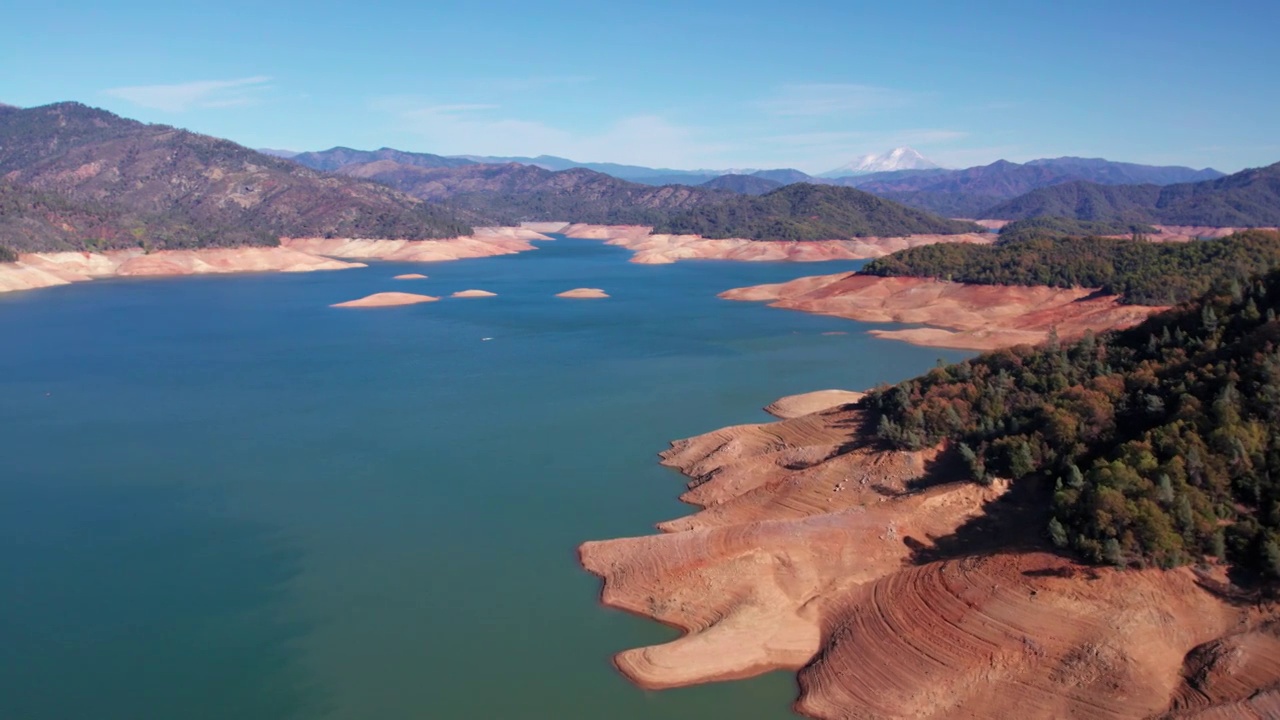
[0,236,968,719]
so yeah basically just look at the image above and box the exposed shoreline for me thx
[0,246,364,295]
[721,272,1166,350]
[331,292,439,308]
[0,227,552,295]
[538,222,994,264]
[7,221,1254,298]
[579,390,1277,718]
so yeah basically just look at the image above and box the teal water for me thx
[0,237,968,719]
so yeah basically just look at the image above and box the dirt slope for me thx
[721,273,1165,350]
[580,394,1279,719]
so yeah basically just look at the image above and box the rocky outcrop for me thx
[555,288,609,299]
[0,247,362,294]
[579,394,1273,719]
[721,273,1165,350]
[557,224,994,264]
[331,292,439,308]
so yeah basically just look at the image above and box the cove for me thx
[0,236,969,719]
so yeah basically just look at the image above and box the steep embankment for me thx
[720,273,1163,350]
[579,393,1274,719]
[557,223,993,264]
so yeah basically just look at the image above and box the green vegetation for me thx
[996,216,1159,242]
[699,174,784,195]
[864,269,1280,577]
[424,173,981,240]
[0,245,16,263]
[985,162,1280,227]
[654,184,983,240]
[861,230,1280,305]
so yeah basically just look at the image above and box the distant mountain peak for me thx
[821,147,941,178]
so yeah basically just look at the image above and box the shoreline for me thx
[538,222,994,264]
[8,220,1260,297]
[720,272,1166,350]
[578,390,1274,718]
[0,226,553,296]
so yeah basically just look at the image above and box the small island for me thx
[331,292,439,308]
[451,289,497,298]
[555,288,609,299]
[394,273,429,280]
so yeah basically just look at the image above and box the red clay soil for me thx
[579,392,1280,719]
[721,273,1166,350]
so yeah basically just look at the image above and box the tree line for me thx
[861,230,1280,305]
[863,269,1280,578]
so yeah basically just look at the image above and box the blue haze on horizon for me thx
[1,0,1276,174]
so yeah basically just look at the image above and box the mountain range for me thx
[286,141,1275,229]
[289,145,1227,217]
[850,158,1228,217]
[297,150,980,238]
[0,102,989,254]
[0,101,1272,260]
[983,162,1280,226]
[0,103,474,252]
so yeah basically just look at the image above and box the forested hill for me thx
[699,174,784,195]
[439,166,734,226]
[0,180,244,256]
[0,102,472,252]
[311,161,978,239]
[290,146,475,172]
[864,265,1280,579]
[861,230,1280,305]
[652,183,984,240]
[984,162,1280,226]
[294,160,731,226]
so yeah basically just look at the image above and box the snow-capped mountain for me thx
[820,147,941,177]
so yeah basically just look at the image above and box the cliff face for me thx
[579,393,1274,719]
[721,273,1164,350]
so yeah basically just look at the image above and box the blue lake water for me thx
[0,236,968,719]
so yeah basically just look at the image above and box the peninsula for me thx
[722,229,1280,350]
[582,267,1280,716]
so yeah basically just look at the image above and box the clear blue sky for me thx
[3,0,1276,173]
